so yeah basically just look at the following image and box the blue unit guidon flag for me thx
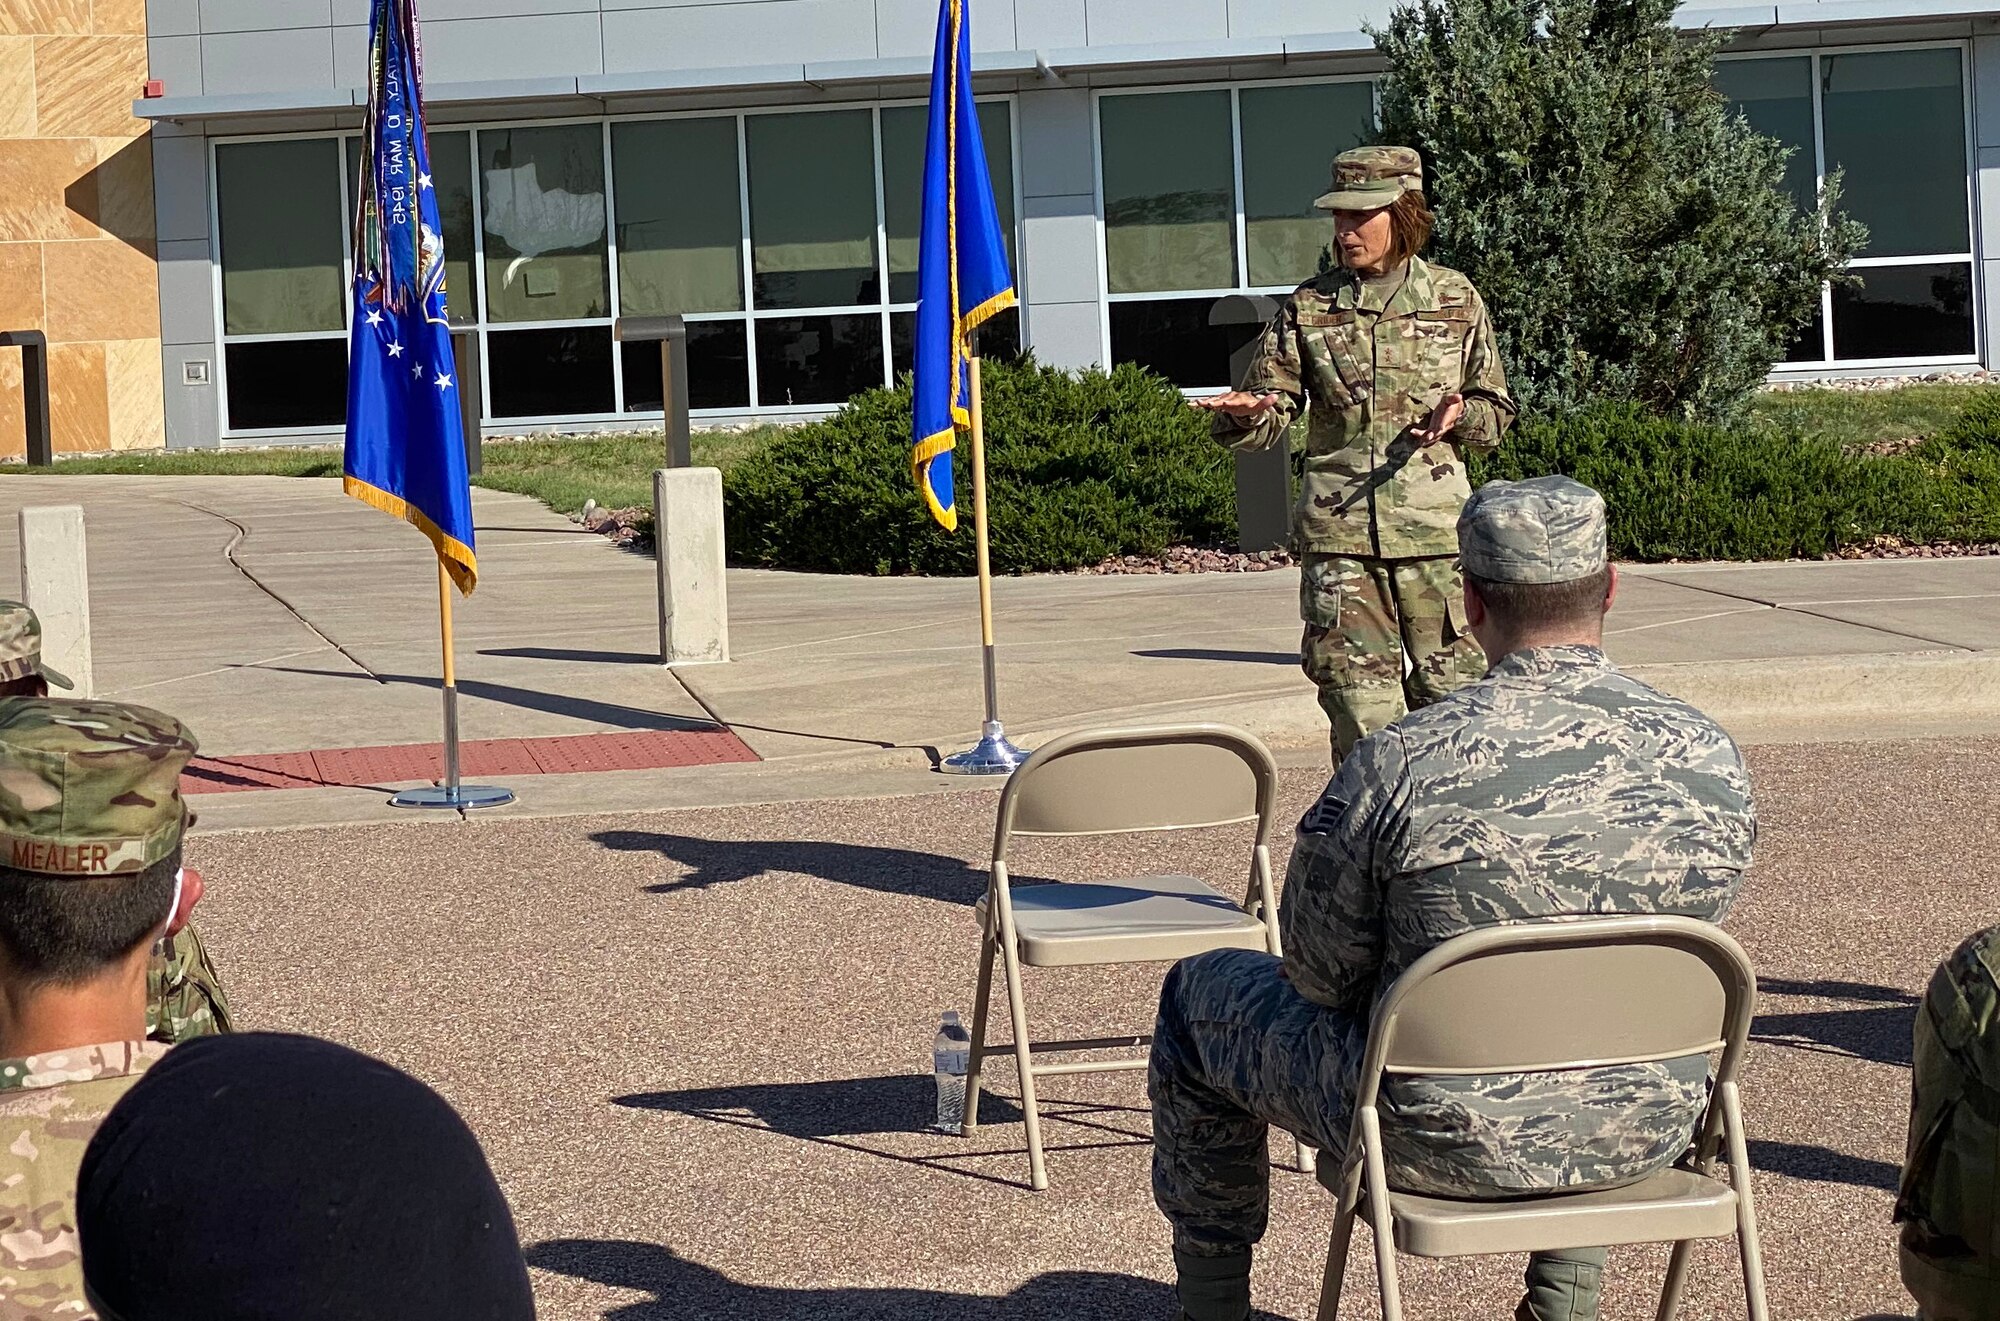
[343,0,477,594]
[911,0,1016,532]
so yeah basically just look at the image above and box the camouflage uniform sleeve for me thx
[1212,297,1305,454]
[1451,286,1515,452]
[146,923,234,1044]
[1278,731,1413,1011]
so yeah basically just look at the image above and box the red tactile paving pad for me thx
[182,752,323,793]
[523,729,758,776]
[181,726,760,795]
[310,741,444,788]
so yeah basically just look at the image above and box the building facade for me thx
[0,0,161,458]
[30,0,2000,451]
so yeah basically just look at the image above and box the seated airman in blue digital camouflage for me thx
[1149,476,1757,1321]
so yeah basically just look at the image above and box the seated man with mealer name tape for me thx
[0,698,210,1317]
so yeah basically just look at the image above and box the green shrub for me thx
[724,358,1235,575]
[1474,401,2000,560]
[1909,393,2000,545]
[1374,0,1863,423]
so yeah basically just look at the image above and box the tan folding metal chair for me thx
[1315,915,1769,1321]
[960,723,1299,1191]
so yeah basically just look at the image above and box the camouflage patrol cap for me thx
[1458,476,1609,584]
[0,601,73,690]
[0,699,196,877]
[1314,145,1424,213]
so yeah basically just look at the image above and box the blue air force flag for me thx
[343,0,477,594]
[911,0,1016,532]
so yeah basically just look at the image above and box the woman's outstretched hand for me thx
[1192,390,1283,419]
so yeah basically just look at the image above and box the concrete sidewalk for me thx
[1,473,1996,829]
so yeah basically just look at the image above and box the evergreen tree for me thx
[1372,0,1865,421]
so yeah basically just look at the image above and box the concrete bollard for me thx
[653,467,729,666]
[18,505,92,697]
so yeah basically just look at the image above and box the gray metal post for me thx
[0,332,52,467]
[450,328,483,476]
[1208,296,1287,553]
[614,315,691,469]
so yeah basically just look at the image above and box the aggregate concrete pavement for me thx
[2,474,2000,831]
[183,736,1983,1320]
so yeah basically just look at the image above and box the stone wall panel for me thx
[0,1,89,37]
[0,139,103,242]
[0,5,161,454]
[0,36,38,138]
[47,339,107,452]
[0,351,23,460]
[102,336,164,449]
[44,238,159,343]
[35,35,149,138]
[0,243,45,331]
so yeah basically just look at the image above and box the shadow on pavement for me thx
[259,665,716,733]
[526,1241,1291,1321]
[1760,978,1919,1004]
[1132,648,1298,666]
[1748,1139,1900,1191]
[1753,1007,1916,1067]
[476,650,906,751]
[616,1073,1023,1136]
[592,830,992,904]
[615,1074,1148,1191]
[1754,978,1920,1068]
[481,646,660,665]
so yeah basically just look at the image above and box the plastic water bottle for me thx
[933,1010,972,1134]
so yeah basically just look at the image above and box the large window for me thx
[214,137,349,431]
[210,100,1018,436]
[1096,80,1375,388]
[1715,44,1975,366]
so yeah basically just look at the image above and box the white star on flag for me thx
[418,172,433,190]
[365,309,383,327]
[387,342,404,357]
[435,372,453,390]
[413,362,424,379]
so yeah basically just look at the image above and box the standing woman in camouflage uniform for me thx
[1195,145,1514,761]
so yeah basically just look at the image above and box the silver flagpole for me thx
[941,347,1026,776]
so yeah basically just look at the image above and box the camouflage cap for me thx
[1313,145,1424,213]
[0,602,72,690]
[1458,476,1609,584]
[0,699,196,877]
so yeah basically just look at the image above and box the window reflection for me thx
[1101,91,1237,295]
[746,110,879,310]
[1110,299,1260,390]
[1832,263,1974,361]
[487,326,615,418]
[217,139,346,336]
[225,341,347,430]
[755,315,885,407]
[480,125,609,323]
[621,321,752,412]
[1823,48,1967,258]
[1714,57,1817,215]
[890,306,1020,378]
[1240,82,1374,287]
[613,118,745,317]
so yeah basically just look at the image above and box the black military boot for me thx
[1173,1246,1252,1321]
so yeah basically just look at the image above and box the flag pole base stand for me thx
[389,785,517,810]
[939,722,1029,777]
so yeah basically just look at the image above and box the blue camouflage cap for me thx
[1458,476,1608,584]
